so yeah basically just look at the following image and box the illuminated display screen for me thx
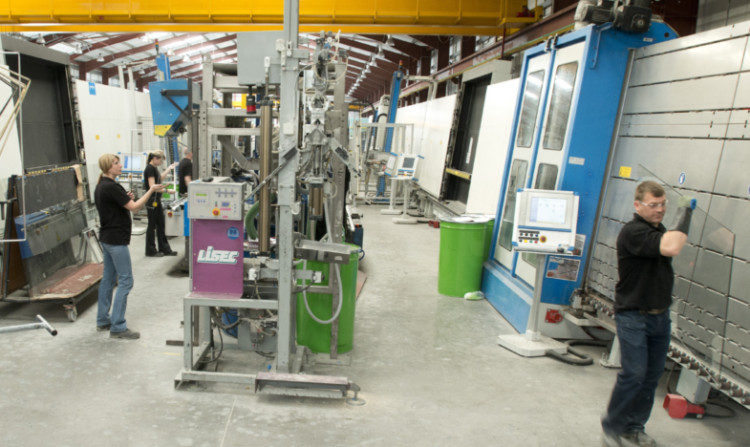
[401,156,415,169]
[529,197,567,225]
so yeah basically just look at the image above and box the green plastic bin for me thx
[296,246,359,353]
[438,216,492,297]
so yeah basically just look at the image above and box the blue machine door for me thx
[515,42,584,286]
[493,54,549,271]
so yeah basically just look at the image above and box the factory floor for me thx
[1,204,749,447]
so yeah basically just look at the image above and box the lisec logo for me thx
[197,246,240,265]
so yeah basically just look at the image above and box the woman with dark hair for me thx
[94,153,164,339]
[143,150,178,257]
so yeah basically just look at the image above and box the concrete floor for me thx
[1,204,749,447]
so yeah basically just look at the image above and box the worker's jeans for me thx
[602,310,671,435]
[97,243,134,333]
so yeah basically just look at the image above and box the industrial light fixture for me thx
[182,54,190,63]
[35,35,45,44]
[364,66,371,74]
[96,53,104,62]
[74,43,83,54]
[377,44,384,57]
[386,35,395,47]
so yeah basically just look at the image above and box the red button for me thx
[212,208,220,216]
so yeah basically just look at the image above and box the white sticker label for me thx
[568,156,585,166]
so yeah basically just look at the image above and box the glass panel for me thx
[542,62,578,151]
[636,165,735,383]
[534,163,558,190]
[515,70,545,148]
[498,159,528,251]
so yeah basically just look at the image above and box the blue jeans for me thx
[97,243,134,333]
[602,310,671,435]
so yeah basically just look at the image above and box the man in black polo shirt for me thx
[601,181,695,447]
[178,148,193,196]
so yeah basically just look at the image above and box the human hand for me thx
[152,183,166,193]
[677,196,697,210]
[127,190,134,200]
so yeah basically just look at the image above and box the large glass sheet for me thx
[637,165,735,382]
[497,159,528,251]
[515,70,544,148]
[542,62,578,151]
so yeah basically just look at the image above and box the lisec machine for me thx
[176,4,362,401]
[482,17,676,339]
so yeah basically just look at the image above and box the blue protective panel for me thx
[14,212,48,259]
[483,22,677,325]
[149,78,191,136]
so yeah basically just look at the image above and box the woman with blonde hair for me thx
[94,153,164,339]
[143,150,178,257]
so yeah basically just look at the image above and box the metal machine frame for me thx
[174,0,361,401]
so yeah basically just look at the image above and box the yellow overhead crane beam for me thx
[0,0,537,35]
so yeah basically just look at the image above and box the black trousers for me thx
[145,204,172,254]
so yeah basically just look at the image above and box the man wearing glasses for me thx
[602,180,695,447]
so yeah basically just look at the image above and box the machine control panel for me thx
[512,189,579,254]
[188,179,245,221]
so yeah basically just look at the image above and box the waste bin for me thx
[296,245,359,353]
[438,215,492,297]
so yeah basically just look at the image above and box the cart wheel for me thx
[66,306,78,322]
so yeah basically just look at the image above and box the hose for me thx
[546,339,610,366]
[244,200,261,240]
[301,259,344,325]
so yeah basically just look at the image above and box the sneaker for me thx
[96,324,111,332]
[602,430,622,447]
[110,329,140,339]
[162,250,178,256]
[621,431,656,447]
[146,252,164,257]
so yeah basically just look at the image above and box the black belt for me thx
[641,308,667,315]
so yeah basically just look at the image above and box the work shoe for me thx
[146,252,164,257]
[110,329,140,340]
[96,324,111,332]
[162,250,178,256]
[602,430,622,447]
[621,431,656,447]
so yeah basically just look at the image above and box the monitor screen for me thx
[401,156,415,170]
[529,197,567,225]
[123,154,144,172]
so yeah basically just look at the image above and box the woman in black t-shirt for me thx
[143,150,178,257]
[94,153,164,339]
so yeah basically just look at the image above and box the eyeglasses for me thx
[639,200,667,209]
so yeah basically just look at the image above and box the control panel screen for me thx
[529,197,567,225]
[401,156,415,169]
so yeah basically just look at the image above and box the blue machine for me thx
[376,65,405,197]
[482,22,676,337]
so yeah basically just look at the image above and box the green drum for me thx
[296,246,359,353]
[438,216,492,297]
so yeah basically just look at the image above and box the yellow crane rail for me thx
[0,0,538,35]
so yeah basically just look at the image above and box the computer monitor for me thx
[121,153,146,173]
[512,189,578,253]
[396,154,419,177]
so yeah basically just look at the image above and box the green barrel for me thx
[483,219,496,261]
[296,246,359,353]
[438,216,491,297]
